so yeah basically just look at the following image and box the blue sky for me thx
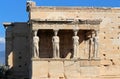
[0,0,120,63]
[0,0,120,37]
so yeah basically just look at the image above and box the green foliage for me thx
[0,64,9,79]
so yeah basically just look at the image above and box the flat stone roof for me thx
[27,1,120,12]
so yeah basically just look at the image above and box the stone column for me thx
[32,30,39,58]
[52,29,60,58]
[72,29,79,58]
[93,31,99,59]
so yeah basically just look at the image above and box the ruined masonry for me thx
[3,1,120,79]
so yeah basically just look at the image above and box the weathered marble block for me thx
[49,61,64,78]
[64,61,80,78]
[32,60,48,78]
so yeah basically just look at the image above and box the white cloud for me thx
[0,37,5,44]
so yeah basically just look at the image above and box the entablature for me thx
[31,19,102,30]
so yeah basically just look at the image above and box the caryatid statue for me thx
[89,32,94,59]
[93,31,99,59]
[72,29,79,58]
[33,30,39,58]
[52,29,60,58]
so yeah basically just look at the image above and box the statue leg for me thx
[36,47,39,58]
[94,42,98,58]
[73,45,77,58]
[77,45,79,58]
[53,44,56,58]
[33,47,36,58]
[92,41,99,59]
[56,44,60,58]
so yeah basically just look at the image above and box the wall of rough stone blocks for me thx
[32,59,100,79]
[31,60,120,79]
[6,23,31,78]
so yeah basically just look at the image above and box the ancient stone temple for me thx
[3,1,120,79]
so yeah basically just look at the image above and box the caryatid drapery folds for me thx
[93,31,99,59]
[52,29,60,58]
[72,29,79,58]
[90,30,99,59]
[33,30,39,58]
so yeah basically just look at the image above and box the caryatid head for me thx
[53,29,59,36]
[73,29,79,36]
[33,30,38,36]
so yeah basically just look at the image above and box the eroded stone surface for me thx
[49,61,64,78]
[32,60,48,78]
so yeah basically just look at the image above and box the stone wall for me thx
[6,23,31,78]
[31,59,120,79]
[32,59,100,79]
